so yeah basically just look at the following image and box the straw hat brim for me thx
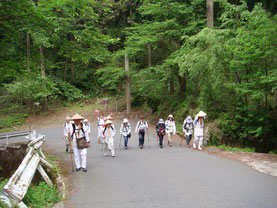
[196,111,207,117]
[105,120,113,125]
[70,113,84,120]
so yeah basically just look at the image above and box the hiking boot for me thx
[82,168,87,172]
[187,145,190,148]
[160,145,163,148]
[125,147,128,150]
[76,167,81,171]
[104,153,107,156]
[66,146,68,152]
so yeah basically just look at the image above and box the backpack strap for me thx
[103,125,114,134]
[71,123,85,138]
[71,123,75,138]
[80,123,85,135]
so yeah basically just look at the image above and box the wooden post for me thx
[125,55,131,115]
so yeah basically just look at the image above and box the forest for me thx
[0,0,276,153]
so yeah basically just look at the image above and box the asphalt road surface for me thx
[36,120,277,208]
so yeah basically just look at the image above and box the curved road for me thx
[37,120,277,208]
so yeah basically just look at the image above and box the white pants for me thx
[167,132,173,143]
[98,126,104,140]
[73,146,87,169]
[104,141,115,156]
[194,135,203,147]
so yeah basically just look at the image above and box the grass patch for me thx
[214,144,255,153]
[23,182,61,208]
[0,113,29,132]
[268,150,277,155]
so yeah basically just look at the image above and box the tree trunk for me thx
[170,77,174,94]
[265,65,268,108]
[40,45,48,111]
[26,33,30,71]
[275,89,277,110]
[125,55,131,115]
[64,58,68,82]
[207,0,214,28]
[71,59,74,79]
[147,44,151,67]
[40,45,45,77]
[177,74,186,98]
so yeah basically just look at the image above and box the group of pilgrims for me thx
[63,110,207,172]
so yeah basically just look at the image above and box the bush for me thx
[219,104,277,153]
[0,113,28,130]
[52,78,87,101]
[3,74,59,108]
[23,182,61,208]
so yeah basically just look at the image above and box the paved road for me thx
[37,120,277,208]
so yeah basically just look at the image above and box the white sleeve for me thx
[120,124,123,135]
[69,124,73,138]
[146,122,148,128]
[63,124,67,137]
[112,128,116,137]
[135,122,139,133]
[128,124,131,134]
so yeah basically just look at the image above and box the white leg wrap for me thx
[110,141,115,156]
[73,146,80,169]
[81,148,87,168]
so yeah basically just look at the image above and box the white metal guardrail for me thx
[0,131,54,208]
[0,131,32,146]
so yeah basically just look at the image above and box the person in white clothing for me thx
[95,112,112,144]
[120,118,131,150]
[63,116,72,152]
[135,116,148,149]
[70,114,90,172]
[103,120,116,157]
[84,119,91,141]
[193,111,207,150]
[165,114,176,147]
[183,116,194,148]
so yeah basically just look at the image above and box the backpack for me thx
[71,123,85,138]
[184,122,193,131]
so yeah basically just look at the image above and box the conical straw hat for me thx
[105,120,113,125]
[70,114,84,120]
[196,111,207,117]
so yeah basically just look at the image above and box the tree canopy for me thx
[0,0,276,152]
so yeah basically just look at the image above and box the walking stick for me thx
[147,129,150,148]
[68,135,74,172]
[119,134,122,147]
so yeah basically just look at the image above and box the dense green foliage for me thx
[23,182,61,208]
[0,0,276,152]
